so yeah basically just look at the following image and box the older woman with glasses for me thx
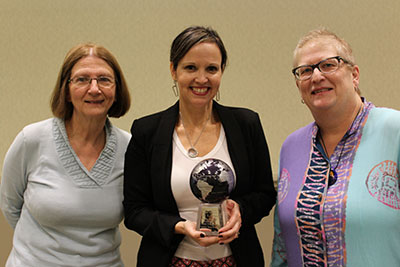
[0,43,131,266]
[271,28,400,267]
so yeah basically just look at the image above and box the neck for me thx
[65,114,107,143]
[315,97,362,137]
[179,101,214,126]
[316,98,363,157]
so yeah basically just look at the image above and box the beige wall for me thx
[1,0,400,265]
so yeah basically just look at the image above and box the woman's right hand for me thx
[175,221,220,247]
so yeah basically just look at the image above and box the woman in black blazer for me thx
[123,26,276,267]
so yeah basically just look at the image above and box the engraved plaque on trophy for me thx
[190,158,235,236]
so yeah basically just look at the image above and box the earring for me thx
[301,99,305,104]
[215,90,220,101]
[172,81,179,97]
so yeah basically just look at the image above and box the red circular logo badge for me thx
[278,168,290,204]
[366,160,400,209]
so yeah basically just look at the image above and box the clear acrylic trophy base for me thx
[196,202,227,236]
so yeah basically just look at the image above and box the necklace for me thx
[319,102,363,187]
[179,112,210,158]
[320,134,344,187]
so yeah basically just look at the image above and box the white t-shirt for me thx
[171,126,235,261]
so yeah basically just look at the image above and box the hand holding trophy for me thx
[190,158,235,236]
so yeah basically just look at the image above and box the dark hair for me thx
[170,26,227,71]
[50,43,131,120]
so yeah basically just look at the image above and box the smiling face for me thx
[68,56,116,121]
[170,42,223,110]
[294,37,360,116]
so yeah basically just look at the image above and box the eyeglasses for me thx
[68,76,115,89]
[292,56,352,81]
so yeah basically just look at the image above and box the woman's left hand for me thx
[217,199,242,244]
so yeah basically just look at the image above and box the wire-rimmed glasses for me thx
[68,76,115,89]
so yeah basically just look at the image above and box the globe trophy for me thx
[190,158,235,236]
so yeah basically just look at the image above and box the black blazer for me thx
[124,101,276,267]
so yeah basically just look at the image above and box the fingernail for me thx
[200,233,205,238]
[218,235,223,238]
[219,242,224,245]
